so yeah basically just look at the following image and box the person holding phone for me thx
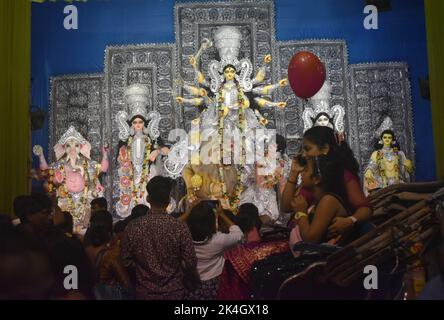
[182,200,243,299]
[281,126,372,239]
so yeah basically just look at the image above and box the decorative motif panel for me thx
[349,62,415,175]
[174,0,277,131]
[49,74,105,163]
[274,40,352,156]
[104,43,176,206]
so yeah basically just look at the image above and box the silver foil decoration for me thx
[273,40,351,156]
[174,0,277,131]
[104,43,176,210]
[349,62,415,178]
[49,73,105,163]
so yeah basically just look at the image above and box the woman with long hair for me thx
[84,211,132,299]
[281,126,372,239]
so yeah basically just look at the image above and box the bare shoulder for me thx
[318,194,349,218]
[318,194,341,209]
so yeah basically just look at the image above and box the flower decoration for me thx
[120,176,131,188]
[122,160,131,169]
[191,174,203,190]
[120,194,131,206]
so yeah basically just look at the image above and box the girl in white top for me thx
[182,201,243,299]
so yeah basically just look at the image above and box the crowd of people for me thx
[0,126,376,300]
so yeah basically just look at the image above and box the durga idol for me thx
[168,26,288,211]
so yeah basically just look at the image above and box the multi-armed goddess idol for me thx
[167,26,289,211]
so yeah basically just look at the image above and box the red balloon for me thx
[287,51,326,99]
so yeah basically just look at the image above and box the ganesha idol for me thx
[33,126,109,230]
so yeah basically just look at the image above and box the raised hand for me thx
[277,101,287,109]
[279,78,288,87]
[176,96,184,105]
[33,145,43,157]
[160,146,170,155]
[215,201,224,217]
[199,88,208,97]
[291,195,308,213]
[189,56,197,67]
[289,156,304,181]
[149,149,160,162]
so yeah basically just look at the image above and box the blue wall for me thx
[31,0,435,180]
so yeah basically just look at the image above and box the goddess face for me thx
[132,117,145,133]
[382,133,393,147]
[315,115,331,127]
[223,66,236,81]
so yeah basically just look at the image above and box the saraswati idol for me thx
[363,117,414,195]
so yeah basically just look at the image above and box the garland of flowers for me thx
[126,135,152,205]
[260,156,286,189]
[55,159,90,222]
[217,81,246,212]
[376,147,400,180]
[44,169,56,193]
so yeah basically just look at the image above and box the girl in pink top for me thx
[281,126,372,239]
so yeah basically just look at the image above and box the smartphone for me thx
[202,200,219,211]
[294,154,307,167]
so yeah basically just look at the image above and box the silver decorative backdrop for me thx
[174,0,277,131]
[104,43,176,207]
[49,74,105,163]
[273,40,351,156]
[46,0,416,214]
[349,62,415,175]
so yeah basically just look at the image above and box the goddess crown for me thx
[310,81,334,117]
[302,81,346,133]
[375,116,394,139]
[124,84,150,120]
[213,26,242,72]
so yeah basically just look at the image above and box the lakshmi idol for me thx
[115,84,169,218]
